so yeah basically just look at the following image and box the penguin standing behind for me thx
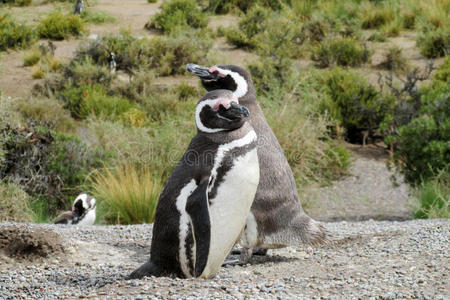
[186,64,327,261]
[54,193,96,225]
[74,0,84,15]
[129,90,259,279]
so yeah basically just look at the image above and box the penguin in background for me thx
[54,193,96,225]
[74,0,84,15]
[129,89,259,279]
[186,64,327,262]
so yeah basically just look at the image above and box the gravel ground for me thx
[0,219,448,299]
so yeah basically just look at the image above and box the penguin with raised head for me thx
[129,89,259,279]
[74,0,84,15]
[54,193,96,225]
[186,64,327,262]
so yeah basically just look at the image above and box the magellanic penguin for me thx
[129,89,259,279]
[74,0,84,15]
[54,193,96,225]
[186,64,327,260]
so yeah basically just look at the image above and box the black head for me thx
[186,64,253,99]
[71,193,96,223]
[196,89,250,133]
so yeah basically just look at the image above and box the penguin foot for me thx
[230,247,268,256]
[127,261,156,279]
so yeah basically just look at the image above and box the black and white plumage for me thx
[129,90,259,279]
[109,52,117,73]
[54,193,96,225]
[74,0,84,15]
[186,64,327,261]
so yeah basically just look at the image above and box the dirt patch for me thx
[0,224,65,260]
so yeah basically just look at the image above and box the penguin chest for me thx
[200,147,259,278]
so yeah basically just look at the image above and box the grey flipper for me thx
[185,180,211,277]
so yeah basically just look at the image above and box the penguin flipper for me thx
[127,261,158,279]
[185,180,211,277]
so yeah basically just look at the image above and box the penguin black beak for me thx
[186,64,218,80]
[218,102,250,120]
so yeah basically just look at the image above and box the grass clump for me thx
[368,32,387,42]
[80,10,116,24]
[311,37,370,68]
[321,67,391,143]
[377,46,408,72]
[361,4,394,29]
[416,26,450,58]
[0,0,32,6]
[23,47,45,66]
[0,14,36,51]
[0,182,34,222]
[413,170,449,219]
[32,67,45,79]
[38,12,84,40]
[90,164,163,224]
[148,0,207,34]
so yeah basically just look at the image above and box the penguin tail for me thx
[127,261,157,280]
[303,219,330,246]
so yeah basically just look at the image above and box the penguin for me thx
[74,0,84,15]
[129,89,259,279]
[54,193,96,225]
[109,52,117,73]
[186,64,327,262]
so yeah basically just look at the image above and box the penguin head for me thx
[196,90,250,133]
[186,64,253,99]
[71,193,96,224]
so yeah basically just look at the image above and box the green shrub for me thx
[321,67,391,142]
[207,0,289,14]
[393,80,449,184]
[64,56,115,88]
[416,27,450,58]
[377,46,408,72]
[402,11,415,29]
[248,56,294,96]
[311,37,370,68]
[75,30,213,76]
[80,10,116,24]
[224,5,273,49]
[14,97,76,132]
[148,0,207,34]
[0,14,36,51]
[0,124,105,212]
[381,20,401,37]
[90,164,162,224]
[413,170,449,219]
[32,67,45,79]
[59,84,134,119]
[368,32,387,42]
[0,182,34,222]
[434,56,450,82]
[0,0,32,6]
[361,5,393,29]
[148,0,157,3]
[23,48,42,66]
[38,12,84,40]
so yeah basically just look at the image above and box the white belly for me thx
[200,148,259,278]
[77,208,96,226]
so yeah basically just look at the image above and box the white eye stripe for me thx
[216,68,248,99]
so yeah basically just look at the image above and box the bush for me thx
[361,4,393,29]
[248,56,294,96]
[321,67,391,142]
[23,48,42,66]
[434,56,450,82]
[377,46,408,72]
[59,84,134,119]
[368,32,387,42]
[14,97,76,132]
[90,164,163,224]
[32,67,45,79]
[381,20,401,37]
[64,56,115,88]
[80,10,116,24]
[0,0,32,6]
[393,80,449,184]
[413,170,449,219]
[207,0,288,14]
[311,37,370,68]
[148,0,207,34]
[0,182,34,222]
[416,27,450,58]
[0,124,105,212]
[0,14,36,51]
[38,12,84,40]
[75,30,213,76]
